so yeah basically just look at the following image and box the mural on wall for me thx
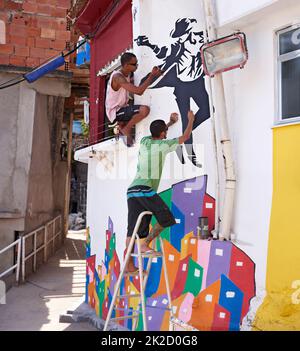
[135,18,210,167]
[85,176,256,331]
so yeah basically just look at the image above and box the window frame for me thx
[276,23,300,125]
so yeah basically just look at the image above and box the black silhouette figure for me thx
[135,18,210,167]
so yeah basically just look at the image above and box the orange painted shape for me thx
[188,279,221,331]
[153,240,181,297]
[180,232,194,259]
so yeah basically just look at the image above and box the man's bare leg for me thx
[124,236,138,272]
[120,106,150,138]
[140,223,164,254]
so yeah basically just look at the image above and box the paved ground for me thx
[0,230,97,331]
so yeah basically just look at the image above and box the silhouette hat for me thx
[170,18,197,38]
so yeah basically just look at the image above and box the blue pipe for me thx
[24,55,65,83]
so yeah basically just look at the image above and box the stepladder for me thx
[103,211,174,331]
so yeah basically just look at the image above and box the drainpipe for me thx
[202,0,236,241]
[202,26,221,238]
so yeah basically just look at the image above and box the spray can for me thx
[197,217,209,239]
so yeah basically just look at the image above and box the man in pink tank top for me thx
[105,52,162,146]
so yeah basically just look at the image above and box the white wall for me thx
[216,0,300,291]
[216,0,278,27]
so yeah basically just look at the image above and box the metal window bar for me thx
[21,215,62,282]
[0,238,22,284]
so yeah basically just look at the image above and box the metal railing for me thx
[0,238,22,284]
[22,215,62,282]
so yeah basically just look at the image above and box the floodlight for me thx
[201,32,248,77]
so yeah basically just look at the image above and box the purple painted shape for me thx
[146,294,169,331]
[108,216,114,235]
[171,176,207,235]
[206,241,233,287]
[109,271,117,296]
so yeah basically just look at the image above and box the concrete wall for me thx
[0,73,70,284]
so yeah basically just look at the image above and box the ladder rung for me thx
[124,271,148,276]
[131,252,162,258]
[117,293,141,298]
[111,315,139,321]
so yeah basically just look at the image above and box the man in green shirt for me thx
[125,110,195,272]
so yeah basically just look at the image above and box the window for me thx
[277,25,300,122]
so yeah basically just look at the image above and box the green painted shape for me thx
[150,188,172,250]
[98,280,105,318]
[183,257,203,297]
[135,306,143,331]
[109,234,116,258]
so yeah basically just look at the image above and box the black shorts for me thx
[115,104,141,122]
[127,186,176,238]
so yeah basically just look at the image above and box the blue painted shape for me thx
[145,256,162,297]
[104,250,110,271]
[85,274,89,303]
[170,203,185,251]
[107,289,115,319]
[206,241,233,287]
[95,269,100,295]
[120,276,125,295]
[127,307,134,330]
[86,243,91,258]
[219,274,244,331]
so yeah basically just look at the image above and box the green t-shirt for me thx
[129,136,179,191]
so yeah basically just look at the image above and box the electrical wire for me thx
[0,77,26,90]
[0,37,88,90]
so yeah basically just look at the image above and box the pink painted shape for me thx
[178,292,195,323]
[197,240,211,291]
[101,263,107,281]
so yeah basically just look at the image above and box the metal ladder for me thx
[103,211,174,331]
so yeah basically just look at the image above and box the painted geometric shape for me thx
[145,294,169,331]
[171,255,190,300]
[153,240,181,298]
[88,281,96,309]
[145,255,162,297]
[202,193,216,232]
[188,279,221,331]
[197,239,212,291]
[113,250,121,278]
[211,304,231,331]
[170,203,185,252]
[108,216,114,237]
[101,261,107,281]
[151,188,173,250]
[109,271,117,297]
[172,176,207,236]
[104,250,110,271]
[229,244,256,319]
[206,241,232,287]
[86,255,96,283]
[86,243,91,258]
[181,232,198,261]
[105,230,112,252]
[183,257,203,296]
[109,233,116,259]
[85,274,89,303]
[94,269,100,294]
[98,280,105,318]
[219,274,244,331]
[178,292,194,323]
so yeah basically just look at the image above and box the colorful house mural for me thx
[85,176,256,331]
[75,0,300,331]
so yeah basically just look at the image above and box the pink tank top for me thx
[105,70,130,122]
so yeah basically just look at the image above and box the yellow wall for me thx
[254,124,300,330]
